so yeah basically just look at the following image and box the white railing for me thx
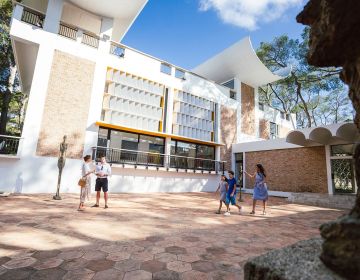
[0,135,21,155]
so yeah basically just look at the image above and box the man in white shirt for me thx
[92,156,111,209]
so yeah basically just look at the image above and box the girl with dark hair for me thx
[245,163,268,215]
[78,155,95,211]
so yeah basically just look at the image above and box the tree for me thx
[257,27,352,128]
[0,0,26,136]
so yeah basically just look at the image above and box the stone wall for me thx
[36,50,95,158]
[220,106,237,171]
[241,83,256,136]
[245,146,328,193]
[259,119,270,139]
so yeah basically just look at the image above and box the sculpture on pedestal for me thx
[53,135,68,200]
[297,0,360,278]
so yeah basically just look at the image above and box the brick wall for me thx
[220,106,237,171]
[259,119,270,139]
[36,50,95,158]
[241,83,256,136]
[245,146,328,193]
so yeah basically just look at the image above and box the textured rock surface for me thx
[296,1,360,278]
[244,238,344,280]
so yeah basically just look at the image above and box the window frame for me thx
[160,62,172,75]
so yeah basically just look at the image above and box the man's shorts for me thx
[225,193,236,205]
[95,178,108,192]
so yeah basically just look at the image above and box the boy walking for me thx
[92,156,111,209]
[224,171,242,216]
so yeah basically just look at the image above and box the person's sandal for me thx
[104,205,109,209]
[91,204,99,208]
[249,211,255,214]
[215,210,221,214]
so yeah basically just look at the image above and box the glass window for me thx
[97,128,108,147]
[331,144,354,157]
[139,135,165,154]
[230,90,236,100]
[222,79,235,90]
[176,141,196,158]
[270,122,278,139]
[160,63,172,75]
[235,153,243,161]
[175,69,185,79]
[197,144,215,160]
[280,112,285,119]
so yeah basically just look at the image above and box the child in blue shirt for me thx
[225,170,242,216]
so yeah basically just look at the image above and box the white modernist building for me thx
[0,0,295,193]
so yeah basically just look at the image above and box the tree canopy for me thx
[257,27,353,128]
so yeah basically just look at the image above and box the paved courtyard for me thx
[0,193,344,280]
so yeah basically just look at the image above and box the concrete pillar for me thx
[325,145,334,195]
[99,17,113,55]
[164,137,172,168]
[165,88,174,134]
[43,0,64,34]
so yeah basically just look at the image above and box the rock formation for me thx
[297,0,360,278]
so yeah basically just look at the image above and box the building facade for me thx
[0,0,294,193]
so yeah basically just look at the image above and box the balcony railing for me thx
[21,6,45,28]
[92,147,225,173]
[110,42,125,58]
[0,135,21,155]
[58,22,77,40]
[82,32,100,48]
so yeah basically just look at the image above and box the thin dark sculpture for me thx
[297,0,360,278]
[53,135,68,200]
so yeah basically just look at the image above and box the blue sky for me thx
[122,0,306,70]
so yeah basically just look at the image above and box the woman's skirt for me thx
[80,177,91,203]
[253,183,268,201]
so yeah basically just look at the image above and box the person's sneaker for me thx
[104,205,109,209]
[224,212,231,216]
[91,204,99,208]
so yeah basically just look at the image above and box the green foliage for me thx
[0,0,26,136]
[257,27,352,128]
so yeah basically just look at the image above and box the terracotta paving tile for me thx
[114,259,141,272]
[82,250,107,261]
[29,267,66,280]
[0,193,344,280]
[123,269,152,280]
[62,268,95,280]
[167,260,192,273]
[61,257,89,271]
[155,252,178,263]
[0,267,35,279]
[32,257,63,270]
[140,259,166,273]
[85,259,115,272]
[32,250,61,260]
[165,246,187,255]
[180,270,208,280]
[192,260,217,272]
[92,268,124,280]
[3,257,37,269]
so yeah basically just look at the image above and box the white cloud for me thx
[199,0,304,30]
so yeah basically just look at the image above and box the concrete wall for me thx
[245,146,328,193]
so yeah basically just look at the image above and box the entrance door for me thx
[330,144,356,194]
[235,153,243,188]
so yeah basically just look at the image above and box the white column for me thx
[43,0,64,34]
[19,45,55,157]
[98,17,113,55]
[165,88,174,134]
[164,136,172,168]
[214,102,221,143]
[325,145,334,195]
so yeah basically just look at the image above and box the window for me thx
[259,103,264,111]
[280,112,285,119]
[222,79,235,90]
[286,114,290,121]
[270,122,278,139]
[97,128,108,147]
[175,68,185,79]
[160,63,172,75]
[230,90,236,100]
[331,144,354,157]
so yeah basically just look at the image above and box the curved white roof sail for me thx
[192,37,289,87]
[67,0,148,41]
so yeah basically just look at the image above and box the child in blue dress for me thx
[245,163,268,215]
